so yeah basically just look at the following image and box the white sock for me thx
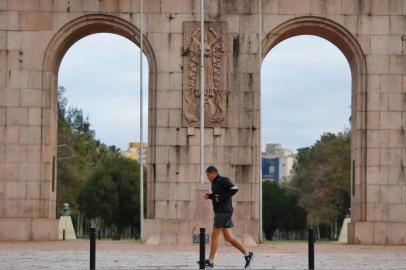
[244,251,249,257]
[209,258,214,264]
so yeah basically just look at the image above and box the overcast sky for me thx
[261,35,351,152]
[59,33,148,151]
[59,34,351,152]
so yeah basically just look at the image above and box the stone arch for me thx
[41,14,158,221]
[261,16,368,225]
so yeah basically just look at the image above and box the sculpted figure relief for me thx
[183,22,228,127]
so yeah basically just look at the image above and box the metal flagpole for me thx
[139,0,144,242]
[258,0,263,243]
[200,0,205,184]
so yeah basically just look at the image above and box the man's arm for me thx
[219,178,238,201]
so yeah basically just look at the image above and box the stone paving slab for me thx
[0,241,405,270]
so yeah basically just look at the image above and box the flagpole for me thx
[200,0,205,185]
[258,0,263,243]
[139,0,144,242]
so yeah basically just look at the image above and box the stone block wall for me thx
[0,0,405,244]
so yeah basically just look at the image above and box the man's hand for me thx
[205,193,221,202]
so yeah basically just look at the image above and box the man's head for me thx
[206,166,219,182]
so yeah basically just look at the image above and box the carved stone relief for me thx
[182,22,228,127]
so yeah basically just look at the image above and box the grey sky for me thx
[59,34,351,152]
[59,33,148,151]
[261,35,351,152]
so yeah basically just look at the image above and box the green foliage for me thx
[56,86,121,213]
[78,156,144,239]
[290,130,351,230]
[262,181,307,240]
[57,86,146,239]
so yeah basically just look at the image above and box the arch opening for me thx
[260,16,367,242]
[41,15,158,237]
[262,17,366,78]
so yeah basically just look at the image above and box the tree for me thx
[57,86,147,239]
[57,86,122,212]
[262,181,307,240]
[57,86,85,211]
[78,156,145,239]
[290,130,351,236]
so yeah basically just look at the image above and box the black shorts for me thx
[213,213,234,228]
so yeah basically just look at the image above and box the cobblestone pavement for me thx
[0,240,405,270]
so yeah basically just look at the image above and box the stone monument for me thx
[0,0,405,245]
[58,203,76,240]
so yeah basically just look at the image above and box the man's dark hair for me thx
[206,166,218,174]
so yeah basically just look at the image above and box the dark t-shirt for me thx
[209,175,238,214]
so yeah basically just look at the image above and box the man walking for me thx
[203,166,254,269]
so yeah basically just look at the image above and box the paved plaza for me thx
[0,240,405,270]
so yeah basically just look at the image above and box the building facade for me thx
[262,156,279,182]
[122,142,147,163]
[262,144,295,183]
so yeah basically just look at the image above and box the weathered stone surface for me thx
[382,75,402,92]
[20,11,53,31]
[6,144,27,162]
[28,108,42,126]
[50,0,83,12]
[380,112,401,129]
[31,218,58,240]
[380,148,401,166]
[361,0,404,16]
[81,0,101,12]
[311,0,342,15]
[0,218,32,241]
[279,0,310,14]
[391,222,406,244]
[390,16,406,34]
[371,36,402,55]
[7,0,39,11]
[0,11,19,30]
[161,0,193,14]
[0,0,404,245]
[358,16,390,35]
[349,221,374,244]
[19,162,41,181]
[388,204,406,222]
[367,185,380,203]
[380,185,402,204]
[182,21,228,128]
[5,181,26,200]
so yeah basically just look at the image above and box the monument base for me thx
[338,217,351,243]
[348,221,406,244]
[0,218,58,241]
[143,218,258,246]
[58,216,77,240]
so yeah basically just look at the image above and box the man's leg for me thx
[209,228,223,261]
[223,228,247,254]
